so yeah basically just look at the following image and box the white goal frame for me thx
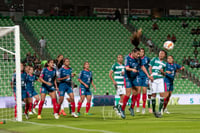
[0,26,22,121]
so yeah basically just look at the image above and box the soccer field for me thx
[1,105,200,133]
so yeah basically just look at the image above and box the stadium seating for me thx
[24,16,199,95]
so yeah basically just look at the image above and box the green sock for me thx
[22,104,25,112]
[69,104,72,114]
[117,103,122,112]
[151,97,156,113]
[147,99,151,108]
[159,97,164,112]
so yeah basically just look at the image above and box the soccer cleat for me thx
[129,107,135,116]
[59,109,66,116]
[142,108,146,114]
[71,112,78,118]
[25,113,29,120]
[156,112,162,118]
[28,112,33,115]
[77,112,81,116]
[32,109,37,114]
[148,108,153,113]
[164,109,170,114]
[85,112,93,115]
[54,113,59,119]
[37,115,42,119]
[153,112,162,118]
[136,107,140,113]
[120,110,126,119]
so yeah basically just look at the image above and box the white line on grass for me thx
[9,120,118,133]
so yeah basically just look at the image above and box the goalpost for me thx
[0,26,22,122]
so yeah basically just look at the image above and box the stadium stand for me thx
[23,16,200,95]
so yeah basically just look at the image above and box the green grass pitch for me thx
[1,105,200,133]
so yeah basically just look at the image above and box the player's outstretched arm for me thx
[141,65,153,80]
[126,67,138,72]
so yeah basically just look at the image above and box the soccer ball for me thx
[163,41,174,50]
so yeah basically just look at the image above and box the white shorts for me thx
[116,85,126,96]
[150,78,165,94]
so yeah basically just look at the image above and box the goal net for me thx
[0,26,22,122]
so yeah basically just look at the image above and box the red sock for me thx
[86,102,91,113]
[131,95,137,108]
[33,100,39,109]
[137,93,141,107]
[77,101,82,113]
[164,97,170,109]
[142,93,147,108]
[24,103,29,114]
[57,104,61,113]
[38,100,44,115]
[52,98,58,114]
[15,104,17,118]
[71,102,75,113]
[29,102,32,112]
[121,95,129,111]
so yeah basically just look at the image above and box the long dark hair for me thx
[44,59,54,67]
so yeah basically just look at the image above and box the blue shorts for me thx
[80,87,92,96]
[124,77,139,88]
[27,89,38,98]
[40,86,56,94]
[22,90,28,100]
[164,81,174,92]
[13,87,28,100]
[59,83,73,97]
[137,76,149,87]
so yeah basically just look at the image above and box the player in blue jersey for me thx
[135,48,151,114]
[163,55,184,114]
[11,63,29,119]
[120,48,153,119]
[26,66,40,115]
[57,58,78,118]
[37,60,59,119]
[77,62,96,116]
